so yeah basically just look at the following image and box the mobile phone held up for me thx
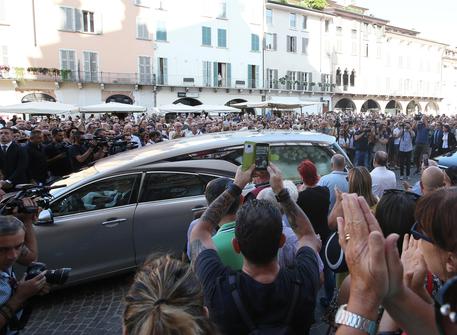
[242,142,270,171]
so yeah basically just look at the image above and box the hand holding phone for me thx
[242,142,270,171]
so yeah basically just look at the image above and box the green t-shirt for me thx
[212,221,243,270]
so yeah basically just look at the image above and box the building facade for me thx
[0,0,455,115]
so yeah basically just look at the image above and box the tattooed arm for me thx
[189,165,255,264]
[267,164,320,252]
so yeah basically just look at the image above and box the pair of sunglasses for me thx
[410,222,434,244]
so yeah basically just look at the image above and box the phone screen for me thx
[255,144,269,170]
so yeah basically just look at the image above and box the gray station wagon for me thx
[31,130,350,285]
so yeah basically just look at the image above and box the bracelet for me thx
[227,183,242,197]
[275,188,290,203]
[335,304,379,335]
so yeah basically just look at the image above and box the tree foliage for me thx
[300,0,328,10]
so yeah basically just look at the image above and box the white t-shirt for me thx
[370,166,397,198]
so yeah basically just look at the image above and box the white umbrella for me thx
[198,104,239,113]
[80,102,146,113]
[232,98,321,110]
[158,103,202,113]
[0,101,79,114]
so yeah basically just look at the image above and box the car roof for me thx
[94,130,336,174]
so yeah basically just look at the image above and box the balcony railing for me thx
[264,79,334,93]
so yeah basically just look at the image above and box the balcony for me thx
[264,79,334,93]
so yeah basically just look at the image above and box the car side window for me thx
[51,174,139,216]
[140,173,215,202]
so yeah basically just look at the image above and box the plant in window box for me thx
[278,76,289,86]
[14,67,25,80]
[61,69,72,81]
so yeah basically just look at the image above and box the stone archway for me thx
[21,93,56,103]
[425,101,439,115]
[406,100,421,114]
[106,94,133,104]
[360,99,381,114]
[385,100,403,115]
[173,98,202,106]
[334,98,356,113]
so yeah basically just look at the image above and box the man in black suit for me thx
[25,129,48,184]
[0,128,29,189]
[430,121,443,158]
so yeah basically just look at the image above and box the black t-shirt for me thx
[44,142,72,177]
[69,144,90,172]
[195,247,319,335]
[26,143,48,183]
[354,130,369,151]
[297,186,331,242]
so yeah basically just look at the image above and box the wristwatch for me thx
[335,304,378,335]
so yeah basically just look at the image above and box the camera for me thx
[414,113,423,121]
[25,262,71,285]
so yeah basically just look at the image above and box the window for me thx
[202,26,211,46]
[266,8,273,25]
[138,56,152,84]
[286,35,297,53]
[247,64,259,88]
[0,46,8,66]
[136,17,150,40]
[217,28,227,48]
[60,7,77,31]
[301,15,307,30]
[51,174,139,216]
[289,13,296,28]
[140,173,214,202]
[156,22,167,41]
[266,68,278,89]
[343,69,349,87]
[351,29,357,55]
[286,71,297,90]
[336,67,342,86]
[251,34,260,52]
[202,61,212,86]
[217,1,227,18]
[350,70,355,86]
[265,33,277,51]
[363,43,369,57]
[157,57,168,85]
[83,51,98,82]
[325,20,330,32]
[302,37,309,55]
[336,27,342,53]
[82,10,94,33]
[59,49,76,80]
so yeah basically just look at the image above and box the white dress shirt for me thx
[370,166,397,198]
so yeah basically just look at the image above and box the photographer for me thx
[0,200,48,335]
[68,131,96,172]
[44,129,72,179]
[353,122,370,168]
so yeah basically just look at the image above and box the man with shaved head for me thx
[370,151,397,198]
[420,166,445,195]
[317,154,348,210]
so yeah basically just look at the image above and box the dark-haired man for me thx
[25,130,48,185]
[0,128,28,189]
[44,129,72,179]
[190,164,320,334]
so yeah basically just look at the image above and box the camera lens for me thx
[45,268,72,285]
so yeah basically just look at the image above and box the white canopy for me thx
[0,101,79,114]
[232,98,322,110]
[157,103,203,113]
[198,104,239,113]
[80,102,146,113]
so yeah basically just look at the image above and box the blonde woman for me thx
[123,255,219,335]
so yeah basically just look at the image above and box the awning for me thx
[232,98,322,110]
[198,104,240,113]
[157,103,203,114]
[0,101,79,114]
[80,102,146,113]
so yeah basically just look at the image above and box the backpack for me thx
[228,272,300,335]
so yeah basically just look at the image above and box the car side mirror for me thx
[37,209,54,225]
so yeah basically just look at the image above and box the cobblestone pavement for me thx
[22,168,419,335]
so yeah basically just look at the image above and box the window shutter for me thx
[202,61,207,86]
[162,58,168,85]
[59,7,67,30]
[286,36,290,52]
[60,50,67,69]
[226,62,231,87]
[255,65,259,88]
[213,62,218,86]
[273,33,277,50]
[247,65,252,88]
[95,12,103,34]
[83,51,90,81]
[74,9,82,32]
[302,37,309,54]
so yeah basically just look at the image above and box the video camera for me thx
[0,184,65,215]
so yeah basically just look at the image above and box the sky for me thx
[350,0,457,47]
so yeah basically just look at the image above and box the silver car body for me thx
[30,131,349,285]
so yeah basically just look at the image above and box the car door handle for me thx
[101,218,127,227]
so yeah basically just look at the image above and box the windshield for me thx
[49,166,99,198]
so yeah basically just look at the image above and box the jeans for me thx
[399,150,412,177]
[320,246,336,301]
[355,150,369,167]
[413,143,429,170]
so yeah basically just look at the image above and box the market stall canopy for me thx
[80,102,146,113]
[232,98,322,110]
[0,101,79,114]
[157,103,203,114]
[198,104,239,113]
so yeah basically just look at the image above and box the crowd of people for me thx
[0,110,457,188]
[0,110,456,334]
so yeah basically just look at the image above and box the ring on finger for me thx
[345,233,351,241]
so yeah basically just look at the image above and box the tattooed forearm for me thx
[280,197,315,237]
[190,239,208,264]
[200,190,235,230]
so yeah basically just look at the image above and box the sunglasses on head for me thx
[410,222,434,244]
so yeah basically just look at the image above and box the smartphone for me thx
[242,141,256,171]
[255,143,270,170]
[423,154,429,168]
